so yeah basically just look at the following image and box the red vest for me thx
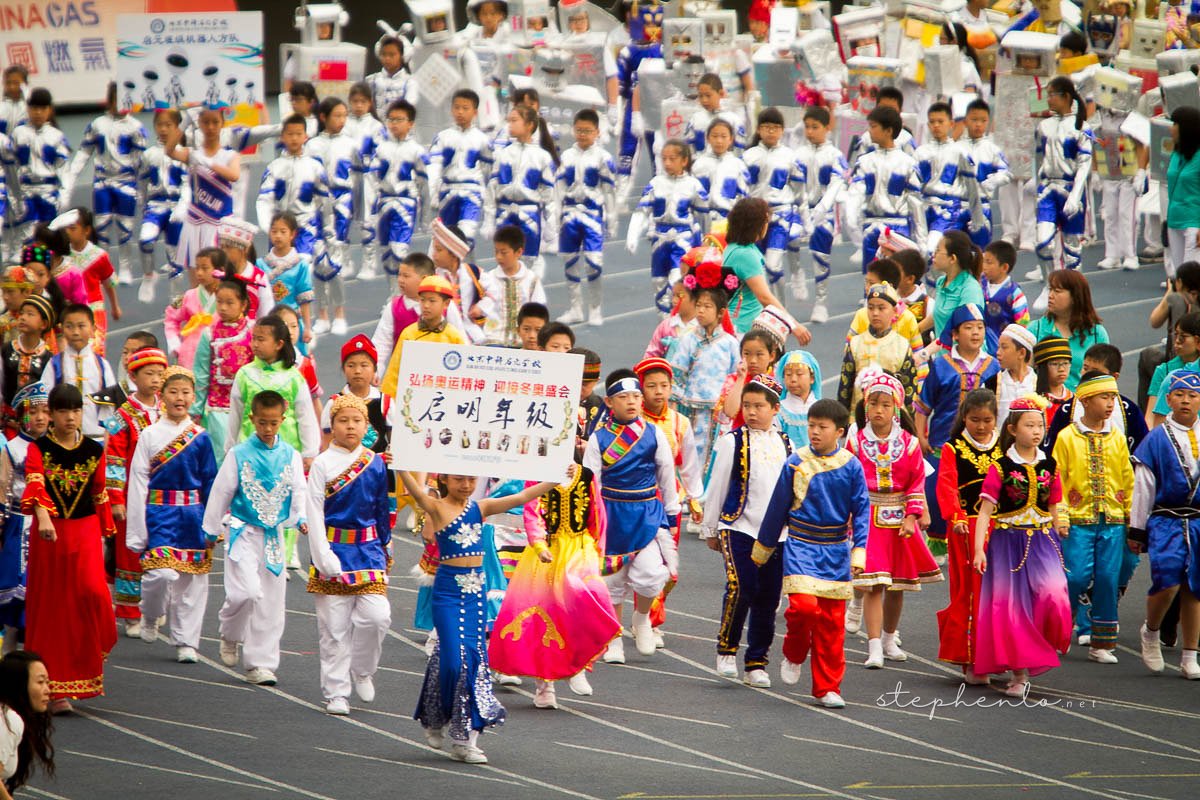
[391,297,419,345]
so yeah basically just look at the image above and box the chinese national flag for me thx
[317,60,349,81]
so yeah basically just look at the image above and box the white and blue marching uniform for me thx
[794,139,848,304]
[256,152,329,256]
[137,143,187,275]
[64,113,148,279]
[370,134,428,275]
[964,133,1012,247]
[487,140,557,276]
[692,149,749,229]
[1035,112,1093,276]
[913,136,978,256]
[744,140,802,286]
[427,124,493,247]
[0,98,25,263]
[849,144,926,273]
[10,122,70,245]
[344,113,385,278]
[685,108,746,156]
[556,143,617,285]
[615,40,661,192]
[306,130,363,282]
[365,68,418,117]
[628,173,708,314]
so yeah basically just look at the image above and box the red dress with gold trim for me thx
[21,433,116,700]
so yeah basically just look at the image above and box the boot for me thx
[789,259,809,302]
[585,277,604,326]
[558,283,585,324]
[119,241,137,285]
[652,277,670,318]
[358,240,379,281]
[810,278,829,324]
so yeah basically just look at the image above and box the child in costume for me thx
[743,107,801,292]
[485,105,558,281]
[962,99,1011,248]
[380,275,468,398]
[643,281,698,361]
[476,226,547,348]
[703,374,791,688]
[39,304,117,442]
[205,390,308,686]
[427,89,494,248]
[104,347,167,637]
[400,469,559,765]
[914,102,980,261]
[344,84,384,281]
[793,107,847,320]
[985,323,1037,423]
[754,398,869,708]
[1129,369,1200,680]
[22,384,116,713]
[935,388,1002,682]
[218,219,274,321]
[1052,372,1133,662]
[256,114,327,260]
[165,106,241,275]
[125,367,219,664]
[190,278,254,459]
[836,282,917,412]
[1034,336,1075,426]
[979,240,1029,355]
[366,35,417,118]
[163,248,223,368]
[306,394,393,716]
[259,212,314,353]
[0,382,48,654]
[0,295,52,436]
[850,373,943,669]
[775,350,820,447]
[55,208,121,353]
[10,89,71,248]
[973,395,1072,696]
[584,370,680,663]
[715,321,786,438]
[137,109,187,302]
[371,100,428,277]
[0,265,33,346]
[691,120,749,232]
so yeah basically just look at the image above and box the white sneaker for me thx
[357,264,378,281]
[819,692,846,708]
[587,307,604,327]
[1141,623,1165,673]
[424,727,444,749]
[139,617,159,643]
[844,602,863,634]
[1032,286,1049,316]
[632,612,655,656]
[1096,258,1119,270]
[1077,634,1091,646]
[137,274,157,303]
[424,631,438,657]
[652,629,665,649]
[325,697,350,715]
[882,632,908,662]
[331,318,348,335]
[117,265,135,285]
[557,305,584,325]
[1024,266,1043,282]
[1181,656,1200,680]
[864,638,884,669]
[567,672,593,696]
[533,679,558,709]
[603,638,626,664]
[744,669,771,688]
[125,619,143,639]
[810,302,829,324]
[1004,680,1029,698]
[244,668,277,686]
[176,646,198,663]
[495,672,522,686]
[791,275,810,302]
[313,318,331,335]
[220,639,239,667]
[716,655,738,677]
[450,743,488,764]
[1088,647,1118,664]
[353,675,375,703]
[1121,257,1140,271]
[779,659,803,686]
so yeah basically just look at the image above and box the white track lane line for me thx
[110,664,255,692]
[557,696,730,728]
[24,788,72,800]
[1018,730,1200,764]
[782,735,1002,774]
[88,706,257,738]
[555,741,762,780]
[63,750,278,791]
[312,747,525,786]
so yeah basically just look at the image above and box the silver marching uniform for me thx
[138,143,188,275]
[370,135,428,275]
[487,140,558,277]
[629,172,708,314]
[692,150,750,228]
[427,124,494,246]
[912,136,979,256]
[794,139,848,305]
[744,141,802,286]
[256,152,330,256]
[10,122,71,245]
[343,113,385,279]
[1034,113,1093,275]
[848,144,926,273]
[365,69,419,116]
[555,143,618,324]
[964,134,1012,247]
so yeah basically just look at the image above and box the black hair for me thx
[808,398,850,431]
[537,321,576,349]
[216,277,250,308]
[402,252,436,277]
[726,197,771,246]
[706,118,737,142]
[891,249,926,283]
[494,224,525,252]
[2,65,28,82]
[289,81,318,103]
[196,247,227,272]
[853,395,918,435]
[1035,358,1069,395]
[865,257,901,287]
[741,328,782,361]
[1047,75,1085,130]
[282,114,308,134]
[270,211,299,233]
[940,230,983,280]
[697,72,723,93]
[386,99,416,122]
[660,138,692,172]
[750,107,785,147]
[251,389,287,415]
[348,80,373,108]
[942,22,981,75]
[26,88,56,127]
[60,303,93,325]
[510,104,558,164]
[877,86,904,109]
[154,107,183,126]
[518,302,550,325]
[1000,406,1045,452]
[316,96,346,133]
[378,35,405,58]
[31,225,68,258]
[689,285,729,311]
[1178,260,1200,294]
[949,387,998,441]
[605,368,638,390]
[254,314,297,369]
[1177,310,1200,338]
[983,239,1017,271]
[68,207,98,244]
[452,89,480,109]
[0,651,54,790]
[124,330,159,351]
[1083,343,1122,375]
[927,101,953,120]
[1174,106,1200,161]
[272,304,300,327]
[966,98,991,118]
[1059,30,1088,56]
[574,108,600,128]
[48,383,83,411]
[803,106,831,126]
[511,87,540,107]
[742,380,781,408]
[867,105,902,138]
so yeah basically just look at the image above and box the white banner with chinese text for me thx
[392,342,583,483]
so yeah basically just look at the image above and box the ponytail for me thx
[1047,76,1085,130]
[536,113,559,165]
[255,314,297,369]
[941,230,982,280]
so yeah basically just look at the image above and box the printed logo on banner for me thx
[443,351,462,371]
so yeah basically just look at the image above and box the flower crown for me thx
[682,258,740,293]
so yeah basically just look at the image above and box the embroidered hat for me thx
[1166,368,1200,395]
[418,275,456,299]
[634,357,673,383]
[1075,373,1119,400]
[746,373,783,402]
[1033,336,1072,366]
[12,381,48,410]
[750,305,795,353]
[940,303,985,347]
[866,281,900,306]
[1008,394,1048,413]
[217,219,257,248]
[341,334,378,365]
[21,245,51,269]
[329,393,370,421]
[876,226,919,255]
[48,209,80,231]
[127,348,169,374]
[575,348,602,381]
[162,366,196,386]
[606,377,642,397]
[20,295,55,328]
[1000,323,1036,356]
[432,218,471,260]
[1,265,33,290]
[863,371,905,406]
[776,350,822,400]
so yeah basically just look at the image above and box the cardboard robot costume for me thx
[404,0,493,142]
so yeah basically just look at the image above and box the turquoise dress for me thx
[1027,316,1109,391]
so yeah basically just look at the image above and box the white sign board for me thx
[391,341,583,483]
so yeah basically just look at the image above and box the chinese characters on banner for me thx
[392,342,584,483]
[0,0,144,104]
[115,12,265,131]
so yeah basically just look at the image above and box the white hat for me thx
[217,218,257,248]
